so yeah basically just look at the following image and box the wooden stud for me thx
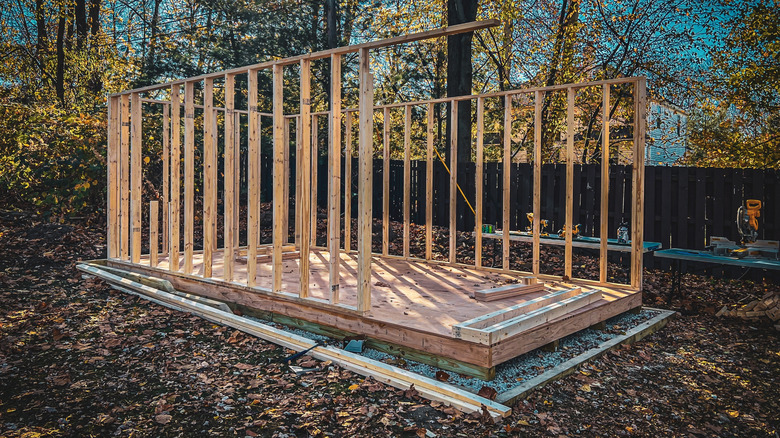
[130,92,142,264]
[329,53,342,304]
[502,95,510,270]
[403,104,411,258]
[162,103,169,256]
[449,101,458,264]
[107,96,119,259]
[425,103,434,261]
[211,105,218,252]
[119,94,130,260]
[203,78,215,277]
[631,78,647,290]
[311,115,319,245]
[272,64,285,292]
[344,111,352,252]
[169,86,181,272]
[150,201,159,267]
[295,116,302,248]
[183,81,195,274]
[233,111,240,251]
[247,69,259,287]
[224,73,236,282]
[600,84,610,283]
[565,87,575,279]
[283,117,290,244]
[475,97,484,268]
[533,91,542,276]
[299,59,312,298]
[383,106,390,256]
[357,47,373,313]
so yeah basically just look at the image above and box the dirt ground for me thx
[1,211,778,437]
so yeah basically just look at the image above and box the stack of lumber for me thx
[473,277,544,302]
[716,292,780,329]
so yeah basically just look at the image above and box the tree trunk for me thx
[55,7,67,104]
[75,0,88,46]
[446,0,477,165]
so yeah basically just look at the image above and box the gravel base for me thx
[247,308,660,394]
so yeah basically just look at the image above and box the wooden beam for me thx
[502,95,511,270]
[600,84,610,284]
[183,81,195,274]
[299,59,312,298]
[295,115,302,248]
[565,87,575,279]
[344,111,352,252]
[247,70,259,287]
[162,103,169,255]
[474,282,545,302]
[119,94,130,260]
[150,201,159,267]
[631,78,647,290]
[111,20,500,97]
[203,78,215,278]
[425,103,434,261]
[169,85,181,272]
[449,101,458,264]
[328,53,342,304]
[403,104,411,259]
[357,47,373,313]
[311,115,318,245]
[130,92,142,264]
[283,117,290,244]
[475,97,484,268]
[383,106,390,256]
[272,64,285,292]
[224,73,236,282]
[533,91,542,276]
[107,96,119,259]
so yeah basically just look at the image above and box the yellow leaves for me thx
[727,410,739,418]
[144,156,150,164]
[579,384,592,392]
[347,383,359,391]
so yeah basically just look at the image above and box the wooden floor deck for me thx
[99,248,642,379]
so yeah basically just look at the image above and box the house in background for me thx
[647,100,687,165]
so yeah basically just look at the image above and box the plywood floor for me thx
[143,248,636,338]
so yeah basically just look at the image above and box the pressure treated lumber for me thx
[247,70,259,287]
[357,47,373,313]
[328,53,342,304]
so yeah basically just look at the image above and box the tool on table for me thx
[707,199,778,259]
[617,220,629,244]
[525,213,550,236]
[558,224,581,239]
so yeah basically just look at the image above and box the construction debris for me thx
[716,291,780,328]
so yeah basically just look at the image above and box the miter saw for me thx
[708,199,779,258]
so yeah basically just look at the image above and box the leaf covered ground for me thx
[0,212,778,437]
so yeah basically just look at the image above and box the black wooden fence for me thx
[258,155,779,272]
